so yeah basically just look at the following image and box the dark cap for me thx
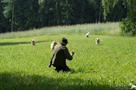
[60,38,68,44]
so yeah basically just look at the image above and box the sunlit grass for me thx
[0,22,135,90]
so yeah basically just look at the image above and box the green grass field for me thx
[0,22,136,90]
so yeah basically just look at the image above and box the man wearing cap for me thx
[49,38,75,72]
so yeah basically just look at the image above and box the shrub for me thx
[120,17,136,36]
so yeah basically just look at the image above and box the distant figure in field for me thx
[96,38,101,45]
[49,38,75,72]
[31,39,35,45]
[86,32,89,38]
[51,40,57,51]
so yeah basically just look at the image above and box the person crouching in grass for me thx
[49,38,75,72]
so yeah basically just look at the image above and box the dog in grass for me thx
[31,39,35,45]
[51,40,57,51]
[86,32,89,38]
[96,38,101,45]
[130,83,136,89]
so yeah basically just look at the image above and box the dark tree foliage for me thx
[13,0,40,31]
[120,0,136,36]
[0,0,10,33]
[102,0,136,36]
[0,0,127,33]
[106,0,127,22]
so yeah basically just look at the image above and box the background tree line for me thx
[0,0,127,33]
[102,0,136,36]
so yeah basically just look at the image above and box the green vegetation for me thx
[102,0,136,36]
[0,22,120,39]
[0,23,135,90]
[0,0,126,33]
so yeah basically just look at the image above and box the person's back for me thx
[52,44,72,67]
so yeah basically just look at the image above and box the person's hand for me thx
[71,51,75,56]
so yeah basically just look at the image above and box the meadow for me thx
[0,22,136,90]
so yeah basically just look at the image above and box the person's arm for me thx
[64,47,73,60]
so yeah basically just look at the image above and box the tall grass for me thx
[0,22,135,90]
[0,22,120,39]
